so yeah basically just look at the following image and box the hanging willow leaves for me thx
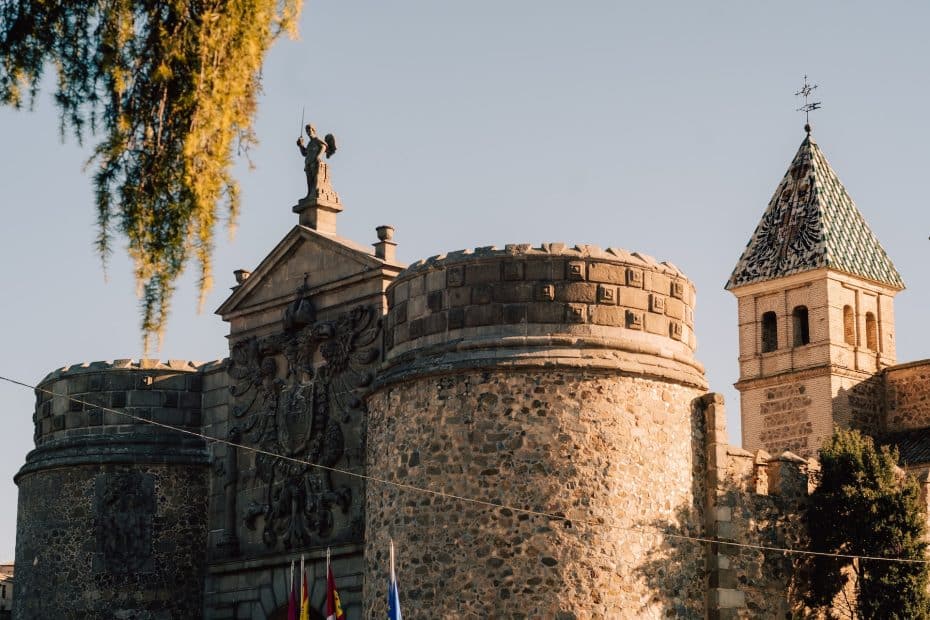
[0,0,303,351]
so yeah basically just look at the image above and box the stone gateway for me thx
[13,126,930,618]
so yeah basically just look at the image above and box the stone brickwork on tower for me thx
[383,243,699,364]
[14,360,209,619]
[364,244,709,618]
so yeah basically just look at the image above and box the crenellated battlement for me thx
[400,242,688,278]
[720,447,818,498]
[382,242,704,390]
[38,358,211,383]
[29,359,221,451]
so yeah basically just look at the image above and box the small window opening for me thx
[761,311,778,353]
[843,305,855,346]
[792,306,810,346]
[866,312,878,351]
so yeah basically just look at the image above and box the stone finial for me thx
[376,225,394,242]
[374,225,397,262]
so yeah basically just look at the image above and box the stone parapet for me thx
[24,359,207,469]
[381,243,705,390]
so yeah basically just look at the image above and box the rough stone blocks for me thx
[384,248,699,363]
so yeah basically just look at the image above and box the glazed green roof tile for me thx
[726,132,903,291]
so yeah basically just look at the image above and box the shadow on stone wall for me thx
[634,504,707,619]
[615,394,835,617]
[632,398,708,618]
[835,377,885,436]
[637,498,814,619]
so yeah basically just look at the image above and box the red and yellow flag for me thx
[326,563,346,620]
[300,566,310,620]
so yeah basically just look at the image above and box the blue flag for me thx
[388,540,402,620]
[388,576,403,620]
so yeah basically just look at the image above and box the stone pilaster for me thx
[702,393,747,619]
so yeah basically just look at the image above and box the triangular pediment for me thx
[727,132,903,291]
[216,225,398,318]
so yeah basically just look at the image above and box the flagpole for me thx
[300,553,306,619]
[288,558,296,620]
[388,538,401,620]
[391,538,397,584]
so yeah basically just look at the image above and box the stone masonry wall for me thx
[203,545,360,620]
[739,373,830,458]
[15,463,208,619]
[835,373,886,436]
[885,360,930,432]
[384,244,702,388]
[14,361,209,619]
[366,244,709,619]
[713,451,812,618]
[703,394,815,619]
[366,370,707,619]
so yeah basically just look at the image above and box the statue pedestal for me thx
[293,191,342,235]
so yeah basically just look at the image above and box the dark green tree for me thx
[0,0,303,351]
[806,428,930,619]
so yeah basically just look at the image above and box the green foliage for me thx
[806,428,930,619]
[0,0,303,351]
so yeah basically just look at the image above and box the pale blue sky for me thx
[1,1,929,560]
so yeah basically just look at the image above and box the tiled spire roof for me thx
[726,131,903,291]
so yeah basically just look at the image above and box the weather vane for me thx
[795,75,822,132]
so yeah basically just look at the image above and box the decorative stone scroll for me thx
[227,284,381,550]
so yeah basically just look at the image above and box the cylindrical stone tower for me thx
[364,244,709,618]
[14,360,209,619]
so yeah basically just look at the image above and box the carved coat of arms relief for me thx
[227,281,380,550]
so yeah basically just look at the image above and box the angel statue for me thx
[296,124,337,197]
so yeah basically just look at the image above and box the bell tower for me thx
[727,126,903,457]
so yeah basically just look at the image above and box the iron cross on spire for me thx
[795,75,822,133]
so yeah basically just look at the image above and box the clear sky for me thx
[1,1,929,561]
